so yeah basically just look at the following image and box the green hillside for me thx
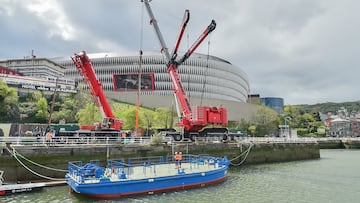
[294,101,360,114]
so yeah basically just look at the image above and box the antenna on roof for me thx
[31,50,36,58]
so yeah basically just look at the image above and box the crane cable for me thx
[200,36,211,106]
[187,33,191,102]
[136,3,145,130]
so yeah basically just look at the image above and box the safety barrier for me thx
[1,136,358,147]
[0,136,153,147]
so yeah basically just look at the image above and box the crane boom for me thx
[72,51,123,131]
[143,0,228,136]
[143,1,171,61]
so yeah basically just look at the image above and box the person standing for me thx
[178,152,183,168]
[174,152,179,169]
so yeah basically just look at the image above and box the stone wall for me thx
[0,142,320,182]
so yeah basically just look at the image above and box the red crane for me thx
[72,51,123,131]
[143,0,228,141]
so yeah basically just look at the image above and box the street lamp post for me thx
[284,116,291,139]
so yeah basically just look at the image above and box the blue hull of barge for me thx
[66,155,229,199]
[67,167,227,198]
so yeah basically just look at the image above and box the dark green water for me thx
[2,149,359,203]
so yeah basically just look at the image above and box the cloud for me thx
[26,0,75,40]
[0,0,360,105]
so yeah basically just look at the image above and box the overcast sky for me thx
[1,0,360,105]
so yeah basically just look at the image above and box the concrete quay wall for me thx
[0,142,320,182]
[317,139,360,149]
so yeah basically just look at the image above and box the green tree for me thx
[283,105,303,128]
[154,107,174,129]
[18,102,36,122]
[17,91,45,122]
[252,106,277,125]
[31,91,43,102]
[248,125,256,137]
[72,87,98,123]
[0,81,20,122]
[228,119,250,132]
[298,113,314,128]
[142,109,154,130]
[121,106,139,130]
[251,106,278,136]
[52,96,78,123]
[76,102,101,125]
[34,97,49,123]
[284,104,327,137]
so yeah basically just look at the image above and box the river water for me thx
[2,149,360,203]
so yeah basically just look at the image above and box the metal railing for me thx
[1,136,358,147]
[0,136,153,147]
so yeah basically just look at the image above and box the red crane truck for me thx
[143,0,228,141]
[44,52,124,137]
[71,51,124,136]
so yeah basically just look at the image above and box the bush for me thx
[150,134,164,145]
[297,128,308,137]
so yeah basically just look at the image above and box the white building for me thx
[0,58,76,97]
[54,51,258,121]
[0,57,65,79]
[329,118,351,137]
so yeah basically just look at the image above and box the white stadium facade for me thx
[54,51,257,121]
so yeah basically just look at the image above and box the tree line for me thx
[1,80,340,137]
[0,81,175,131]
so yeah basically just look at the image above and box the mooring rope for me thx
[0,170,4,184]
[229,143,254,166]
[6,147,65,181]
[12,148,67,172]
